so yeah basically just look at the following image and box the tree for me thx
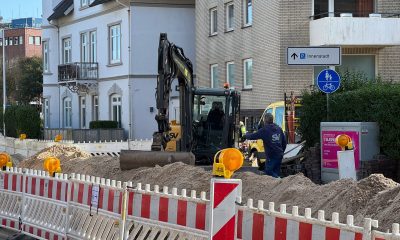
[16,57,43,104]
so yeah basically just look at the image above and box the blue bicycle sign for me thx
[317,69,341,94]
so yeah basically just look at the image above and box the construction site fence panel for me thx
[1,167,400,240]
[124,182,210,239]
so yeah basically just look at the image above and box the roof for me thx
[47,0,74,22]
[89,0,113,7]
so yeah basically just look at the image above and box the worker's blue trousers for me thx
[265,157,282,178]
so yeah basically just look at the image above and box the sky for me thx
[0,0,42,22]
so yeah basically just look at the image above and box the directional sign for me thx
[317,69,341,94]
[287,47,341,66]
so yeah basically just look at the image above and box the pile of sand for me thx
[17,149,400,231]
[18,145,91,169]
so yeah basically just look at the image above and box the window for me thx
[226,2,234,31]
[109,24,121,64]
[28,36,34,45]
[92,95,99,121]
[0,39,2,46]
[81,33,89,62]
[243,58,253,89]
[111,94,122,127]
[44,99,50,128]
[243,0,252,26]
[210,8,218,35]
[19,36,23,45]
[43,41,49,72]
[275,107,284,128]
[81,0,89,7]
[14,37,18,45]
[63,97,72,128]
[80,97,86,128]
[211,64,219,88]
[63,38,72,64]
[226,62,235,86]
[9,37,13,46]
[4,38,7,46]
[90,31,97,62]
[35,36,41,45]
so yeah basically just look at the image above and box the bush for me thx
[299,76,400,159]
[89,120,119,129]
[4,105,41,138]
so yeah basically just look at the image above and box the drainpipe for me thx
[116,0,133,143]
[49,20,61,132]
[328,0,334,17]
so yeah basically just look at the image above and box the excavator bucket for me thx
[119,150,195,171]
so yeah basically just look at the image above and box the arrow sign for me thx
[287,47,341,66]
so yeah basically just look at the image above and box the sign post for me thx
[316,68,341,120]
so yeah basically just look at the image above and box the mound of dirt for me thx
[19,144,91,169]
[17,151,400,231]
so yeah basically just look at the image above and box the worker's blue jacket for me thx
[245,123,287,160]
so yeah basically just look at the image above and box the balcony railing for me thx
[310,11,400,20]
[58,62,98,82]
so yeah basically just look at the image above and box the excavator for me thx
[120,33,241,170]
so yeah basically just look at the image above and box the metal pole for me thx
[2,28,6,137]
[326,93,329,121]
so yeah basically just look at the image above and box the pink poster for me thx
[321,130,360,169]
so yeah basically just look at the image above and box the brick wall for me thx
[196,0,281,113]
[196,0,400,118]
[376,0,400,82]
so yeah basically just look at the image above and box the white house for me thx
[42,0,195,139]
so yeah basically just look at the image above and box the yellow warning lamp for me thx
[54,134,63,142]
[0,152,12,170]
[223,82,230,89]
[43,157,62,177]
[212,148,244,179]
[19,134,27,140]
[335,134,354,151]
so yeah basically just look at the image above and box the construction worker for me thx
[242,113,287,178]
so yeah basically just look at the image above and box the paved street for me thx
[0,228,35,240]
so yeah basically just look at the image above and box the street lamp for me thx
[0,18,6,137]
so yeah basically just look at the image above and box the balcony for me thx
[310,13,400,46]
[58,62,98,93]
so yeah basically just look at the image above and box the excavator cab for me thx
[192,88,240,164]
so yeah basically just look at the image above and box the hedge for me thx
[89,120,119,129]
[299,71,400,159]
[3,105,41,138]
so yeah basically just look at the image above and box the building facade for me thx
[0,27,42,66]
[42,0,195,139]
[196,0,400,128]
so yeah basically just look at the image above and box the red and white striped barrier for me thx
[0,168,23,232]
[372,223,400,240]
[21,169,69,240]
[4,166,400,240]
[209,178,242,240]
[125,182,210,239]
[67,173,126,240]
[235,199,378,240]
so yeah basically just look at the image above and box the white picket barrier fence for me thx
[1,166,400,240]
[124,182,210,239]
[0,136,152,158]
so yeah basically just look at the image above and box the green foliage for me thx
[3,105,41,138]
[16,57,43,104]
[89,121,119,129]
[0,57,43,105]
[299,73,400,159]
